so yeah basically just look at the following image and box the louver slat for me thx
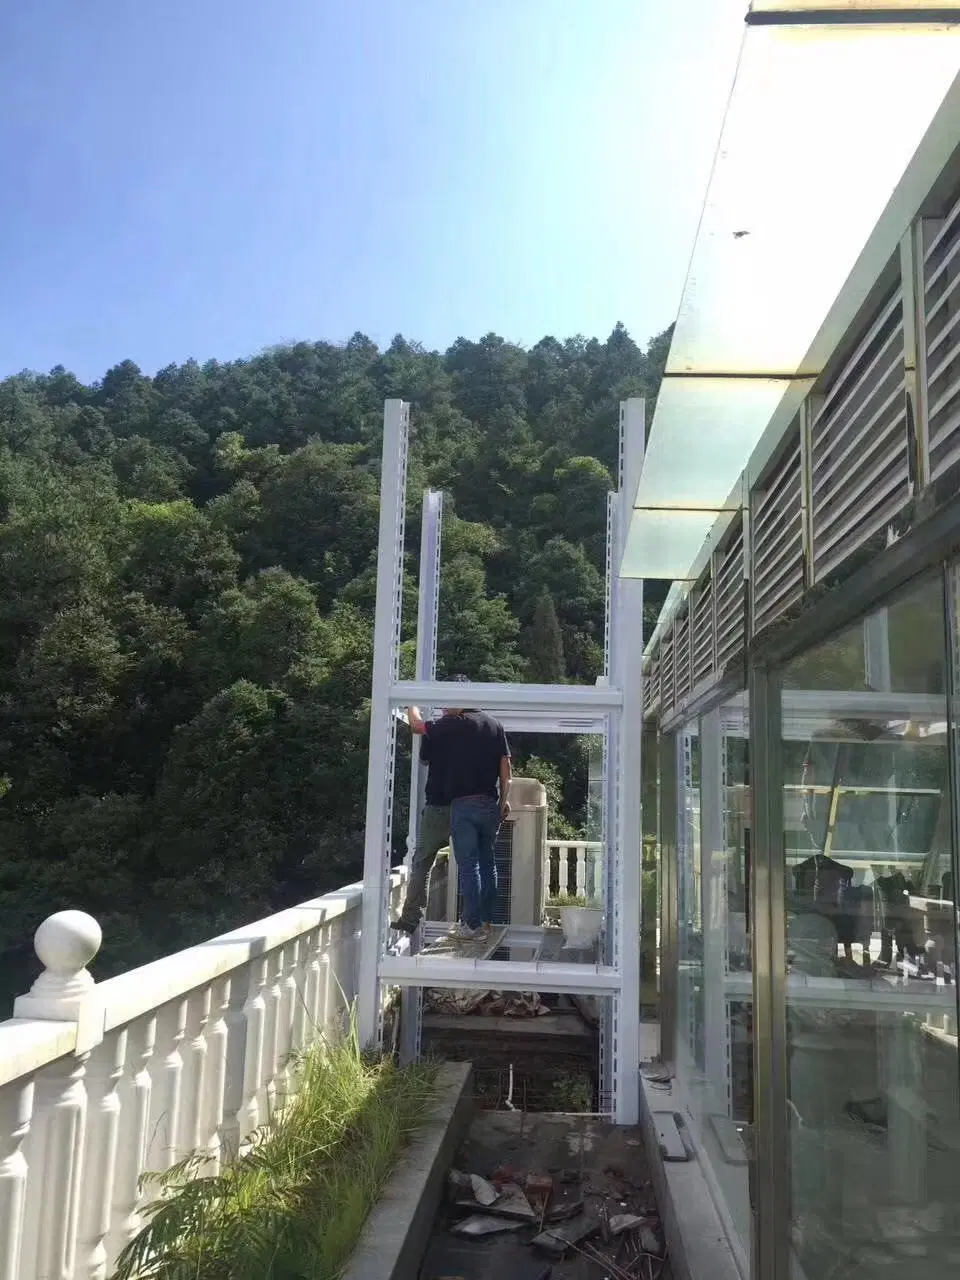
[674,608,692,704]
[644,651,660,714]
[810,286,908,581]
[715,522,746,670]
[925,188,960,482]
[660,633,675,720]
[752,431,804,634]
[692,575,714,687]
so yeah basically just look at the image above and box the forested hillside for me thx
[0,323,669,1002]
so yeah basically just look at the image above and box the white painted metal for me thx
[379,954,621,995]
[610,397,646,1124]
[358,400,410,1047]
[390,680,623,714]
[699,710,729,1129]
[364,396,644,1121]
[401,489,442,1065]
[0,878,385,1280]
[406,490,443,865]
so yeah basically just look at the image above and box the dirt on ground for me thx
[419,1110,672,1280]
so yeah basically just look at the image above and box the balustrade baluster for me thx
[106,1013,155,1261]
[21,1053,90,1280]
[78,1029,127,1280]
[146,997,187,1176]
[559,846,570,895]
[291,937,308,1057]
[576,845,587,896]
[278,942,298,1100]
[303,926,322,1041]
[202,977,230,1173]
[0,1079,33,1280]
[221,968,250,1157]
[318,926,335,1033]
[238,957,267,1140]
[260,950,283,1121]
[181,987,211,1164]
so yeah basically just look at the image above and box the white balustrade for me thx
[77,1028,126,1279]
[0,869,405,1280]
[544,840,604,905]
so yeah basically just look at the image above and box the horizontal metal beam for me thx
[402,707,606,735]
[390,680,623,715]
[496,712,608,735]
[378,954,621,995]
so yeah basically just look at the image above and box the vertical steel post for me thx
[749,659,787,1279]
[406,491,444,862]
[358,400,409,1049]
[611,397,645,1123]
[399,489,443,1065]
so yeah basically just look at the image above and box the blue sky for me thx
[0,1,745,381]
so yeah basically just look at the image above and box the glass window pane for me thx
[676,704,754,1275]
[677,727,704,1078]
[779,575,960,1278]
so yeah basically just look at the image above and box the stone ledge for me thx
[342,1060,474,1280]
[638,1071,743,1280]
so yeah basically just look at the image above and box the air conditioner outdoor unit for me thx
[444,777,548,926]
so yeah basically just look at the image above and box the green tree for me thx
[0,322,673,1010]
[525,591,566,684]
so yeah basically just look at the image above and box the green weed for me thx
[111,1014,438,1280]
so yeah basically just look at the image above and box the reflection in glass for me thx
[675,705,753,1275]
[779,576,960,1277]
[677,726,704,1078]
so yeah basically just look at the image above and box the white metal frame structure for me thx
[358,398,645,1123]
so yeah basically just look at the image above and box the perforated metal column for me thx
[358,400,410,1048]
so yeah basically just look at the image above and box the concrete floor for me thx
[419,1110,672,1280]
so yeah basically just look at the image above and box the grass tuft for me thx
[110,1013,439,1280]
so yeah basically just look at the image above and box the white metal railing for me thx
[544,840,603,902]
[0,871,405,1280]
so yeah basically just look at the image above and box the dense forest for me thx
[0,323,670,1003]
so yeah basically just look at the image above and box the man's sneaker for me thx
[447,922,484,940]
[391,918,417,936]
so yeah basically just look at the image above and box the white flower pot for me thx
[559,906,602,949]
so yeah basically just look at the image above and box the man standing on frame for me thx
[391,714,451,936]
[407,678,512,940]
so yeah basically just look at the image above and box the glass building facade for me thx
[642,67,960,1280]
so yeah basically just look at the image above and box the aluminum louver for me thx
[692,573,714,687]
[810,284,908,582]
[644,650,660,715]
[660,631,675,720]
[924,193,960,483]
[715,521,746,670]
[674,606,692,704]
[751,429,804,634]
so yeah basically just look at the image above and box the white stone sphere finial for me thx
[14,909,103,1025]
[34,910,102,976]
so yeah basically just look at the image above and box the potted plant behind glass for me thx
[544,892,603,948]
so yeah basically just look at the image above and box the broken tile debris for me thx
[424,989,550,1018]
[425,1113,670,1280]
[442,1156,667,1275]
[452,1215,525,1237]
[608,1212,648,1236]
[469,1174,498,1206]
[532,1212,601,1258]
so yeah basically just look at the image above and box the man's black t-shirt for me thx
[425,711,510,801]
[419,732,447,806]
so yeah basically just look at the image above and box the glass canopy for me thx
[621,11,960,581]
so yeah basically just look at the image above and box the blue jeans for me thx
[451,796,501,929]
